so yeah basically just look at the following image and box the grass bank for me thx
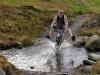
[0,0,100,49]
[80,14,100,36]
[91,60,100,75]
[0,5,56,49]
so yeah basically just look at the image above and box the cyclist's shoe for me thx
[72,36,75,41]
[45,35,50,39]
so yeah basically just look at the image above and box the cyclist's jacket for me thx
[51,15,68,28]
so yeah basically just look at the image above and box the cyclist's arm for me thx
[51,16,57,28]
[64,16,73,37]
[49,16,57,36]
[64,16,68,29]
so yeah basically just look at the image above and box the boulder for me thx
[0,68,5,75]
[12,42,23,49]
[83,60,96,65]
[85,35,100,52]
[73,40,85,47]
[73,36,88,47]
[88,53,100,61]
[17,42,23,49]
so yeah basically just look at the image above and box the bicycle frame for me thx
[55,29,65,50]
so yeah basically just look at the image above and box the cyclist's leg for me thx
[46,27,55,39]
[65,26,75,41]
[49,28,54,36]
[64,23,73,37]
[67,28,72,37]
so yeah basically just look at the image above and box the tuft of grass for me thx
[91,61,100,75]
[80,27,100,36]
[21,5,42,12]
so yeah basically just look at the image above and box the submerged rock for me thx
[85,35,100,52]
[88,53,100,61]
[83,60,96,65]
[30,66,34,69]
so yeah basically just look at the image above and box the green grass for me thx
[1,0,100,14]
[0,5,55,48]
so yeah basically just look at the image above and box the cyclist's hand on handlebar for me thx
[72,35,75,41]
[51,26,55,31]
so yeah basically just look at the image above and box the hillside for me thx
[1,0,100,14]
[0,0,100,49]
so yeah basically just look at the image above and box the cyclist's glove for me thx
[72,36,75,41]
[45,35,50,39]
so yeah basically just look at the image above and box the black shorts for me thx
[53,24,65,30]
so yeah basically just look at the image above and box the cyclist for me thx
[46,10,75,41]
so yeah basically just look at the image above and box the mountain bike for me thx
[55,29,66,53]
